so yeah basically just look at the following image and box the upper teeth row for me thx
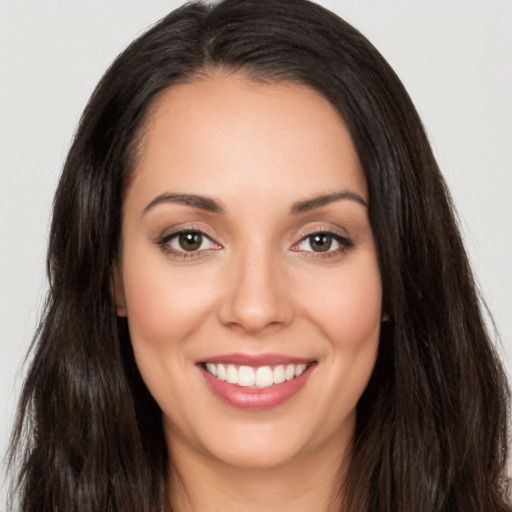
[205,363,307,388]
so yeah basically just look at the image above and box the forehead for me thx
[126,72,367,211]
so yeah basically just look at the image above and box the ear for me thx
[111,261,127,317]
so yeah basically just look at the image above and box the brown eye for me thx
[293,231,353,255]
[178,232,203,251]
[308,234,332,252]
[160,230,219,254]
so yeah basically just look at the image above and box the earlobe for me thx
[111,262,127,317]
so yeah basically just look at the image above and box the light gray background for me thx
[1,0,511,500]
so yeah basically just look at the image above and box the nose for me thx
[218,245,295,335]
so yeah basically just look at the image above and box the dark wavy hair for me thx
[8,0,511,510]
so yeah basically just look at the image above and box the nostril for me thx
[216,256,296,333]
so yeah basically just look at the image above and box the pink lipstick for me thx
[198,353,316,410]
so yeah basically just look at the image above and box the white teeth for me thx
[206,363,217,377]
[273,365,285,384]
[295,364,307,377]
[205,362,310,388]
[226,364,238,384]
[217,363,226,381]
[255,366,273,387]
[238,366,255,387]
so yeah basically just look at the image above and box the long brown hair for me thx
[8,0,511,510]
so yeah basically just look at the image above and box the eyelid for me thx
[154,223,353,259]
[290,227,354,255]
[167,231,217,251]
[155,225,222,258]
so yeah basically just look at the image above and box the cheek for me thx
[121,256,217,345]
[120,257,217,409]
[300,255,382,347]
[298,256,382,425]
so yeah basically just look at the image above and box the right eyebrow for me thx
[142,193,224,216]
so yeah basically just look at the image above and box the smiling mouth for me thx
[202,362,311,389]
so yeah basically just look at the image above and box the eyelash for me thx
[156,227,220,259]
[155,228,353,260]
[291,229,354,259]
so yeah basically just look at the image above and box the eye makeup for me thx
[291,229,354,259]
[154,224,355,263]
[155,226,222,259]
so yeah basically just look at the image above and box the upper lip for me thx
[199,353,315,367]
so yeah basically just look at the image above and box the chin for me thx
[174,410,349,472]
[205,437,310,470]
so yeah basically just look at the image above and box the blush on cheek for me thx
[307,275,381,345]
[125,284,171,342]
[124,271,216,348]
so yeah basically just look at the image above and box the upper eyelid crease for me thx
[157,226,351,246]
[155,228,353,261]
[295,231,353,247]
[156,230,220,257]
[158,228,216,244]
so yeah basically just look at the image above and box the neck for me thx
[166,433,350,512]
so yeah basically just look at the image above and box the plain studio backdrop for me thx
[1,0,511,499]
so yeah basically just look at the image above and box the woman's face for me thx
[114,73,382,471]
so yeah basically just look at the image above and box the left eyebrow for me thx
[290,191,368,214]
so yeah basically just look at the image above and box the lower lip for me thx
[200,363,316,410]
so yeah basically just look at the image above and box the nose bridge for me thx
[219,239,293,333]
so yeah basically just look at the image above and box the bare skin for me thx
[114,72,382,511]
[168,434,346,511]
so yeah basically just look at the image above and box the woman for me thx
[8,0,511,510]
